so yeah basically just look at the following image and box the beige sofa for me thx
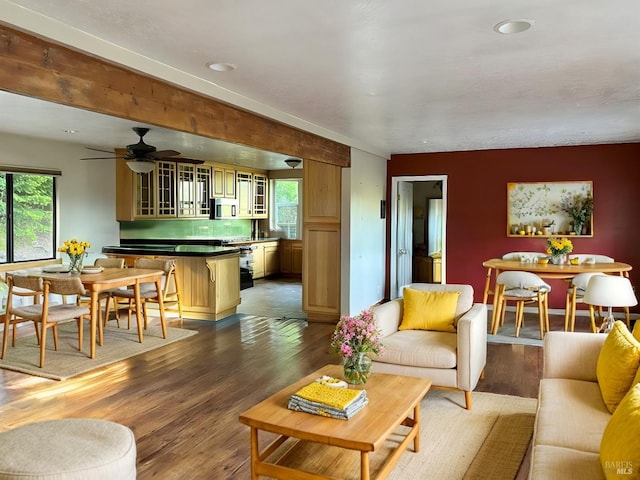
[530,331,609,479]
[370,283,487,409]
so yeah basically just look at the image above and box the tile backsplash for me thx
[120,219,252,240]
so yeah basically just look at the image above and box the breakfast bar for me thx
[102,244,241,321]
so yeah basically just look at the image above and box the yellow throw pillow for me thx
[400,288,460,333]
[600,382,640,479]
[633,320,640,342]
[597,321,640,413]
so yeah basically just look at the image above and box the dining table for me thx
[39,267,167,359]
[482,258,633,331]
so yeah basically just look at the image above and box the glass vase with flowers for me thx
[546,237,573,265]
[330,309,384,385]
[57,239,91,273]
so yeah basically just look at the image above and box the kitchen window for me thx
[270,179,302,240]
[0,171,56,263]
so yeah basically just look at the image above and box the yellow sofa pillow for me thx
[597,321,640,413]
[400,288,460,333]
[600,382,640,479]
[633,320,640,342]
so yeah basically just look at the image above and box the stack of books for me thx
[288,380,368,420]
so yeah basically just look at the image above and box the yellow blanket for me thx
[293,382,364,410]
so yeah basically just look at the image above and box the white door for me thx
[396,181,413,297]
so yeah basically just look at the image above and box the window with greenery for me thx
[0,173,56,263]
[271,179,302,239]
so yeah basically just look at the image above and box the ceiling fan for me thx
[81,127,205,173]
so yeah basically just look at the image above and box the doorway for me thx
[390,175,447,299]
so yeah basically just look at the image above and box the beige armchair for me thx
[371,283,487,409]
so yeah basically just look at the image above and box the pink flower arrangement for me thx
[330,309,384,359]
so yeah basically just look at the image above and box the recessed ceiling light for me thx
[63,129,79,134]
[494,19,534,34]
[206,62,236,72]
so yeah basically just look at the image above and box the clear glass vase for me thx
[550,254,566,265]
[68,254,85,274]
[343,352,372,385]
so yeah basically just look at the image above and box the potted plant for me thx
[560,194,593,235]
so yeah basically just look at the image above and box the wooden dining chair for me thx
[110,258,180,330]
[493,271,551,340]
[4,276,91,367]
[562,255,623,331]
[2,275,44,359]
[80,257,127,328]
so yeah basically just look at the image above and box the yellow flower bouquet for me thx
[58,239,91,273]
[546,237,573,265]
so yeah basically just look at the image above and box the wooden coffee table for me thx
[239,364,431,480]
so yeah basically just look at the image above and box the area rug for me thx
[266,389,537,480]
[0,323,198,380]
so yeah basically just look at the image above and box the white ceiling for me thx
[2,0,640,167]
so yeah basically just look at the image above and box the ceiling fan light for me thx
[285,158,302,169]
[127,161,156,174]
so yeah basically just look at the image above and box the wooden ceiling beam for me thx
[0,25,350,167]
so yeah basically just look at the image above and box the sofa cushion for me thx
[596,321,640,413]
[374,330,457,369]
[530,445,604,480]
[600,383,640,479]
[534,378,610,453]
[399,288,459,332]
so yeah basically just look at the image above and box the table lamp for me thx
[582,275,637,333]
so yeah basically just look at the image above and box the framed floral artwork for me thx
[507,181,593,237]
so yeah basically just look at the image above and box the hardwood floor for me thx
[0,279,547,479]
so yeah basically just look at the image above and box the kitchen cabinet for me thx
[280,239,303,276]
[177,164,211,217]
[251,241,279,279]
[236,171,253,217]
[119,160,211,219]
[253,174,268,218]
[237,171,269,219]
[212,165,236,199]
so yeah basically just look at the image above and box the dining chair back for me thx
[94,257,126,269]
[2,275,44,358]
[482,252,548,304]
[493,271,551,339]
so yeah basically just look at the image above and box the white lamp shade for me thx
[127,160,156,174]
[583,275,638,307]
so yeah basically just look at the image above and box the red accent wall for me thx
[387,143,640,311]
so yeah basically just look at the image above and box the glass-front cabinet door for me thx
[177,164,196,217]
[196,165,211,217]
[135,170,155,217]
[236,171,253,217]
[253,174,268,218]
[156,161,177,217]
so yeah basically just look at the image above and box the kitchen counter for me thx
[102,244,240,257]
[223,237,281,245]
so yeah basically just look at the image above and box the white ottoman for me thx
[0,418,136,479]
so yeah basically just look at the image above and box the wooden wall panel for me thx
[303,224,341,321]
[303,160,342,223]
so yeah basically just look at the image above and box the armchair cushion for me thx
[596,321,640,413]
[379,330,457,368]
[399,288,459,333]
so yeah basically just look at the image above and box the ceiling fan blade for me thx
[85,147,115,154]
[149,149,181,159]
[165,157,206,165]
